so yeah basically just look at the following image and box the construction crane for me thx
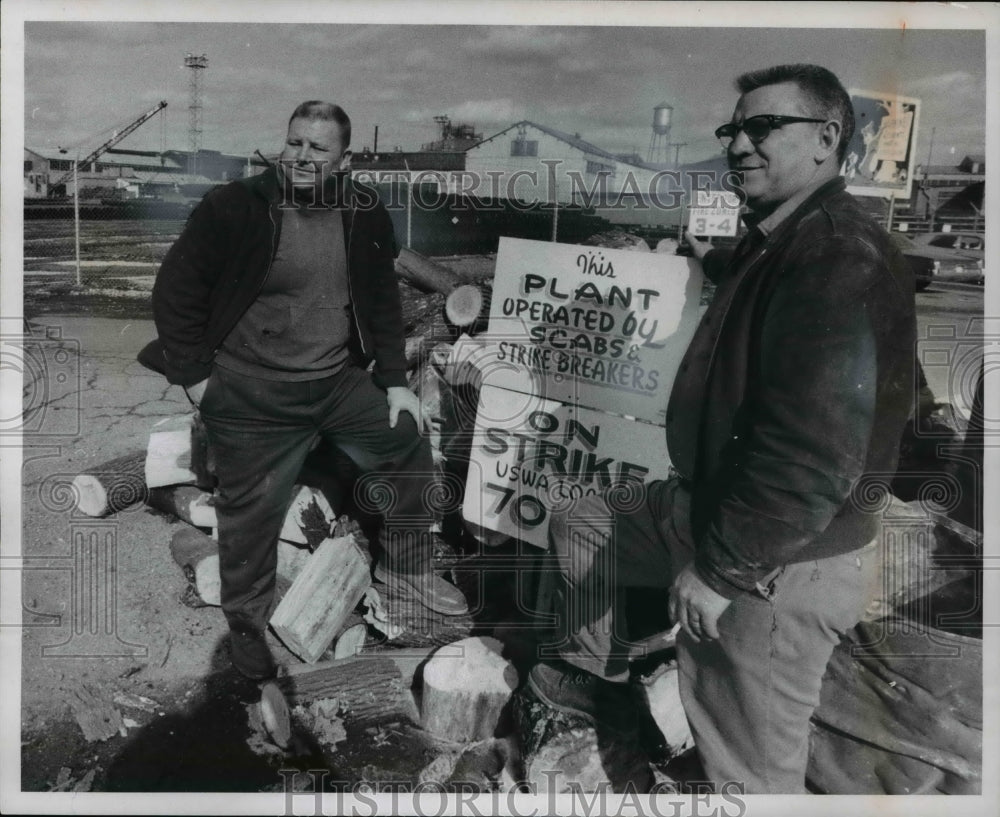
[52,100,168,188]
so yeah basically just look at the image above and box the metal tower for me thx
[184,52,208,174]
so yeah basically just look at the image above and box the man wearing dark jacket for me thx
[139,101,468,680]
[528,65,916,792]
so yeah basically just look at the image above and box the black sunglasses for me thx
[715,114,828,147]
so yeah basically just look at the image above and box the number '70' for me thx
[485,482,547,527]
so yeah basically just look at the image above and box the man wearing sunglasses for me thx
[529,65,915,792]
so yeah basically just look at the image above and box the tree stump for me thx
[420,636,518,742]
[71,451,147,517]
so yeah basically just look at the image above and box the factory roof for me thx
[27,146,185,170]
[471,121,655,170]
[134,171,216,185]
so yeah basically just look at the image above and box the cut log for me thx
[445,284,487,330]
[169,528,223,606]
[151,481,340,552]
[146,484,217,528]
[169,527,310,608]
[277,650,431,723]
[420,636,518,742]
[71,451,147,517]
[145,414,198,488]
[634,662,693,759]
[269,535,372,663]
[260,681,292,749]
[396,247,467,296]
[333,622,368,660]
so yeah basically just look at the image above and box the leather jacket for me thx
[137,168,406,389]
[666,177,916,598]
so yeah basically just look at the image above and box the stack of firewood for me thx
[66,243,710,788]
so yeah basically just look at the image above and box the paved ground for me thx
[16,316,241,790]
[10,279,985,792]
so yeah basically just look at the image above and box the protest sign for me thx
[687,189,741,237]
[461,384,672,548]
[480,237,703,425]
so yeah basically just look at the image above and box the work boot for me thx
[527,661,638,733]
[374,562,469,617]
[229,624,277,681]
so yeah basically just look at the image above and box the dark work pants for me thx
[198,364,435,633]
[547,478,880,793]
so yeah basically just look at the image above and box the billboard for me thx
[843,90,920,199]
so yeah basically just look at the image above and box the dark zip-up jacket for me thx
[666,177,916,598]
[137,168,406,389]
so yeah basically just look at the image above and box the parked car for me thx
[906,231,985,286]
[890,233,937,291]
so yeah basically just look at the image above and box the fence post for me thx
[73,157,81,286]
[404,160,412,249]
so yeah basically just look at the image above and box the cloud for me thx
[403,98,519,129]
[461,27,588,59]
[905,70,983,102]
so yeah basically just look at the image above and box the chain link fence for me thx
[23,199,189,311]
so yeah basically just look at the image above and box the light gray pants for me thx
[546,478,880,793]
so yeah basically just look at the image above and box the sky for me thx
[17,5,993,169]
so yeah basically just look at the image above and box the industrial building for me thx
[463,120,661,207]
[911,155,986,227]
[23,146,255,202]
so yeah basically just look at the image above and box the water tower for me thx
[647,103,673,164]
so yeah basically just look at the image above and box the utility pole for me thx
[922,126,936,221]
[669,142,687,167]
